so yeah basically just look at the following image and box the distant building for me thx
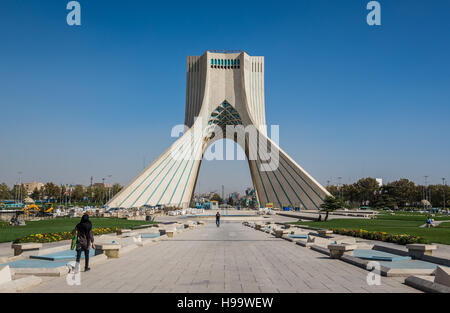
[22,182,44,195]
[376,178,383,187]
[93,183,112,188]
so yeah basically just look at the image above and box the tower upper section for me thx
[185,51,266,135]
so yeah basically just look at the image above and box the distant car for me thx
[105,207,120,213]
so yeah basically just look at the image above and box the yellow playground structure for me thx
[22,203,55,217]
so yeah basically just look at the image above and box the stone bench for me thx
[273,230,284,238]
[185,223,196,230]
[95,244,121,258]
[406,244,437,259]
[307,236,332,247]
[116,229,132,235]
[11,243,42,256]
[317,229,333,237]
[328,244,357,259]
[166,229,176,238]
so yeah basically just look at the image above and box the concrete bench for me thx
[406,244,437,259]
[273,230,284,238]
[95,244,121,258]
[328,244,357,259]
[184,223,196,230]
[307,236,332,247]
[166,229,176,238]
[11,243,42,256]
[116,229,132,235]
[317,229,333,237]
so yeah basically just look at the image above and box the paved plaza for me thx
[27,222,419,293]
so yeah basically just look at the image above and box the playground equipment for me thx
[22,203,54,217]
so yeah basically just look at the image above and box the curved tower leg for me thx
[246,131,329,210]
[107,122,206,209]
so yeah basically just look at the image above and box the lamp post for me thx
[442,178,446,211]
[102,178,105,205]
[338,177,342,198]
[423,175,429,211]
[17,171,23,205]
[107,175,112,202]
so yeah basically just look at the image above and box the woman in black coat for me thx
[72,214,95,272]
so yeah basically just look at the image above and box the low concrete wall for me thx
[405,276,450,293]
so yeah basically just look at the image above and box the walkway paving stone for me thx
[27,222,420,293]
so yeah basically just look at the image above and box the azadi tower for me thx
[107,51,330,210]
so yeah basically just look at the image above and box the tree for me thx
[11,184,26,202]
[86,186,94,202]
[320,196,345,221]
[112,183,123,197]
[387,179,416,208]
[72,185,85,202]
[326,185,338,197]
[342,183,359,207]
[354,178,380,206]
[0,183,11,200]
[373,185,397,209]
[30,187,41,201]
[43,183,60,200]
[92,185,108,204]
[210,193,223,205]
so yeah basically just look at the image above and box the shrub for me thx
[14,227,120,243]
[331,228,427,245]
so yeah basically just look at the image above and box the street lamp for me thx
[107,175,112,202]
[338,177,342,198]
[102,178,105,205]
[17,171,23,205]
[442,178,446,211]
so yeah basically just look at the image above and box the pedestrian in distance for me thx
[216,211,221,227]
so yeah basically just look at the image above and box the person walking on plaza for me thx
[72,213,95,272]
[216,211,221,227]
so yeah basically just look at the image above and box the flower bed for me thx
[331,228,428,245]
[14,227,120,243]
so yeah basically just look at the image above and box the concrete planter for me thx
[95,244,121,259]
[406,244,437,259]
[328,244,357,259]
[273,230,284,238]
[11,243,42,256]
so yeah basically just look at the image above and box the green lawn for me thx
[291,213,450,245]
[0,217,156,243]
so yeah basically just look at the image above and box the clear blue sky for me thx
[0,0,449,194]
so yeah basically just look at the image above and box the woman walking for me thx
[72,214,95,272]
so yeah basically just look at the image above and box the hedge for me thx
[331,228,427,245]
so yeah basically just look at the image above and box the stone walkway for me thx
[27,222,419,293]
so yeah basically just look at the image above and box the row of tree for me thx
[0,182,123,205]
[326,178,450,209]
